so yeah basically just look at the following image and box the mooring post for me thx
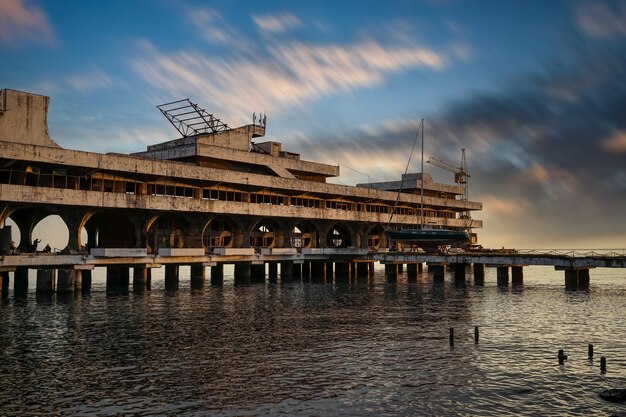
[449,327,454,347]
[600,356,607,373]
[558,349,568,365]
[588,344,594,359]
[474,326,479,344]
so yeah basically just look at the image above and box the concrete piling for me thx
[81,269,92,292]
[496,266,509,285]
[407,263,418,280]
[234,263,252,285]
[251,264,266,283]
[268,262,278,282]
[292,263,302,279]
[36,269,56,293]
[190,264,206,287]
[210,263,224,286]
[429,264,445,281]
[473,263,485,285]
[57,269,77,293]
[511,266,524,285]
[164,264,179,290]
[0,271,9,296]
[311,261,324,280]
[14,267,28,296]
[454,263,466,283]
[280,261,293,279]
[302,261,311,279]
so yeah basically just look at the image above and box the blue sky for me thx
[2,0,626,249]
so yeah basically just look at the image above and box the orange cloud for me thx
[602,130,626,152]
[0,0,56,46]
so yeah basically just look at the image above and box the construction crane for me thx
[427,148,471,216]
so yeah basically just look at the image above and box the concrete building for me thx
[0,88,482,259]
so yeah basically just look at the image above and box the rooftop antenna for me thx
[156,99,230,137]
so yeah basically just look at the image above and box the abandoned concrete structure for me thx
[0,88,485,293]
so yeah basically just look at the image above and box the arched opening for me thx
[146,214,197,253]
[327,224,352,248]
[84,212,136,249]
[203,218,235,249]
[367,224,388,251]
[250,221,276,248]
[31,215,68,253]
[1,217,20,254]
[291,222,318,248]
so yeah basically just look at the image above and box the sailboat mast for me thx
[420,118,424,228]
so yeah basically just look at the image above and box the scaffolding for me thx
[157,99,230,137]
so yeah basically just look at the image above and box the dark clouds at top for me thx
[295,39,626,247]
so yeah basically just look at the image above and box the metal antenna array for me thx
[157,99,230,137]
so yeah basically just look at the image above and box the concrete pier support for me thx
[57,269,78,293]
[325,261,334,280]
[335,262,350,282]
[107,266,130,289]
[82,269,92,292]
[418,263,423,273]
[578,268,590,289]
[311,261,325,281]
[369,262,375,277]
[165,265,179,290]
[14,267,28,296]
[280,261,293,279]
[292,263,302,279]
[454,263,467,283]
[251,264,265,283]
[384,264,399,279]
[210,263,224,286]
[0,271,9,296]
[133,267,151,290]
[428,264,445,281]
[268,262,278,282]
[356,262,370,279]
[190,264,206,288]
[234,263,252,285]
[511,266,524,286]
[302,261,311,279]
[564,269,578,290]
[398,264,404,272]
[473,263,485,285]
[497,266,509,286]
[406,263,418,280]
[36,269,56,293]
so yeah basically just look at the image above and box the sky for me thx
[2,0,626,250]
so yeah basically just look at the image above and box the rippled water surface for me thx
[1,265,625,416]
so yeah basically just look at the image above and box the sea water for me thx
[0,265,625,416]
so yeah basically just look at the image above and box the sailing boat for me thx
[385,119,470,252]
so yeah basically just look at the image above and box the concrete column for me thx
[190,264,206,288]
[454,263,466,283]
[302,261,311,279]
[14,267,28,296]
[564,269,578,290]
[357,262,370,278]
[74,270,82,291]
[384,263,399,278]
[406,263,418,280]
[57,269,77,293]
[107,266,129,288]
[165,265,179,290]
[369,262,375,277]
[325,261,334,280]
[511,266,524,286]
[251,264,265,283]
[268,262,278,282]
[292,263,302,279]
[82,269,92,291]
[398,264,404,272]
[428,264,445,281]
[210,263,224,286]
[36,269,56,293]
[417,263,423,273]
[578,268,590,289]
[133,267,151,289]
[0,271,9,296]
[497,266,509,286]
[335,262,350,282]
[234,263,252,285]
[311,261,325,281]
[473,263,485,285]
[280,261,293,279]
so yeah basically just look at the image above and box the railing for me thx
[512,249,626,258]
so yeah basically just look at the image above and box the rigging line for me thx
[338,163,371,187]
[387,118,423,228]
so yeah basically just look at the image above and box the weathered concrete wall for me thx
[0,89,59,148]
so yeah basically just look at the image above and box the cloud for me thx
[130,39,447,125]
[0,0,56,46]
[602,130,626,152]
[66,67,113,92]
[186,6,248,48]
[575,1,626,39]
[253,12,302,34]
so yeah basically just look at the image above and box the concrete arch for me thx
[290,220,320,249]
[249,218,286,249]
[83,211,138,249]
[7,206,63,252]
[364,223,388,251]
[145,213,200,253]
[201,216,244,249]
[325,222,355,249]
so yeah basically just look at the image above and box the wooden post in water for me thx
[600,356,607,373]
[588,344,594,359]
[449,328,454,347]
[558,349,568,365]
[474,326,479,344]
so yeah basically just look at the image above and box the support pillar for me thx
[190,264,206,288]
[454,263,467,283]
[234,263,251,285]
[511,266,524,286]
[251,264,265,283]
[14,267,28,297]
[428,263,445,281]
[210,263,224,286]
[57,269,77,294]
[406,263,418,280]
[302,261,311,279]
[292,263,302,279]
[497,266,509,286]
[268,262,278,282]
[280,261,293,279]
[473,263,485,285]
[564,269,578,290]
[311,261,324,281]
[133,267,151,289]
[578,268,590,289]
[335,262,350,282]
[165,264,179,290]
[36,269,56,293]
[398,264,404,272]
[369,262,375,277]
[417,263,423,273]
[357,262,370,279]
[384,263,399,278]
[0,271,9,297]
[107,266,129,288]
[82,269,92,292]
[325,261,334,280]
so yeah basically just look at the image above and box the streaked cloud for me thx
[575,1,626,38]
[187,6,248,48]
[602,130,626,152]
[253,12,302,33]
[0,0,56,46]
[66,67,113,92]
[130,39,447,124]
